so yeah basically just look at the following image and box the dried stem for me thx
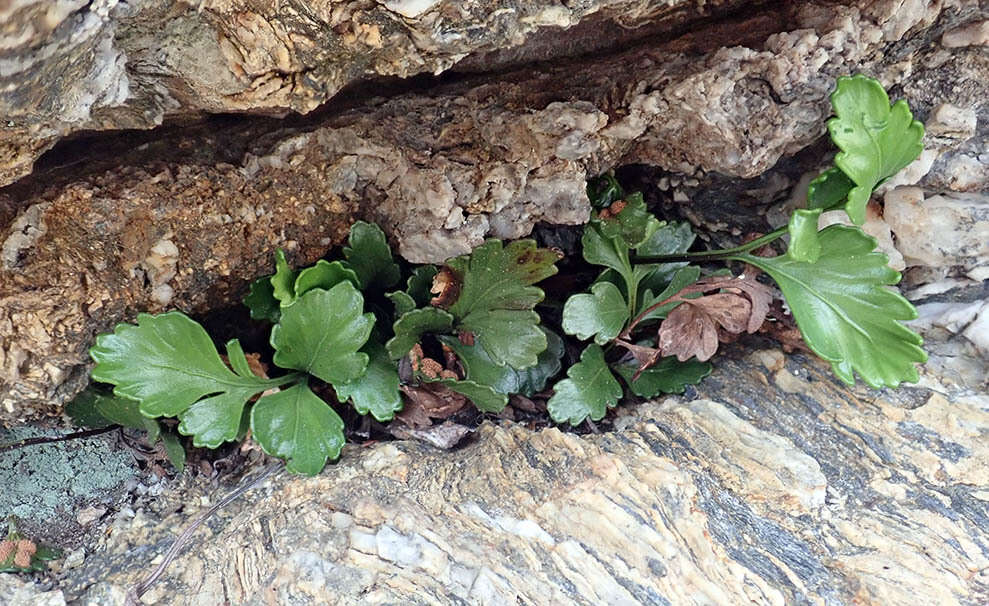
[0,426,120,454]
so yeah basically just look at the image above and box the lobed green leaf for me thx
[90,312,287,449]
[294,260,360,298]
[547,344,623,426]
[387,307,455,359]
[271,283,373,386]
[335,341,403,422]
[422,377,508,413]
[786,209,823,263]
[244,277,280,322]
[406,265,439,307]
[827,75,924,224]
[270,249,297,306]
[251,382,344,476]
[597,193,663,249]
[386,291,417,316]
[343,221,401,291]
[444,239,559,368]
[806,166,854,211]
[582,222,632,280]
[614,357,712,397]
[634,221,696,295]
[737,225,926,388]
[460,310,546,370]
[562,282,628,345]
[440,327,564,396]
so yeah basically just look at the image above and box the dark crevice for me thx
[1,0,794,217]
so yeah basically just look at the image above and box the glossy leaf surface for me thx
[827,75,924,224]
[343,221,401,290]
[785,209,823,263]
[271,283,373,385]
[615,357,713,397]
[806,166,854,211]
[251,382,345,476]
[294,260,360,298]
[562,282,628,345]
[547,344,622,426]
[387,307,455,359]
[440,327,564,396]
[243,277,280,322]
[444,239,559,368]
[596,193,663,249]
[335,341,403,422]
[270,249,297,306]
[90,313,289,448]
[737,225,926,387]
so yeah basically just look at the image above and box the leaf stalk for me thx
[631,226,787,264]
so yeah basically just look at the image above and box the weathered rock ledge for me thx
[23,323,984,605]
[0,0,758,188]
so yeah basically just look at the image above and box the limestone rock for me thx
[0,0,751,188]
[0,574,65,606]
[884,187,988,270]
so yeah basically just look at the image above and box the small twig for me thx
[125,461,283,605]
[0,426,120,454]
[620,293,684,340]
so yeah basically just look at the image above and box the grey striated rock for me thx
[0,574,65,606]
[29,312,984,605]
[2,0,986,423]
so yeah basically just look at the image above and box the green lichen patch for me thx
[0,427,138,545]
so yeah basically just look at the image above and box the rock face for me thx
[2,0,986,424]
[0,0,750,188]
[44,314,987,605]
[0,3,986,601]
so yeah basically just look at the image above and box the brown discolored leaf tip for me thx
[398,384,467,424]
[395,386,434,429]
[659,302,720,362]
[615,340,663,381]
[513,245,564,284]
[430,266,460,308]
[655,274,774,362]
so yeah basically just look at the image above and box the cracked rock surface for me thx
[1,1,986,604]
[36,311,987,605]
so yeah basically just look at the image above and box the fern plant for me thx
[76,75,927,475]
